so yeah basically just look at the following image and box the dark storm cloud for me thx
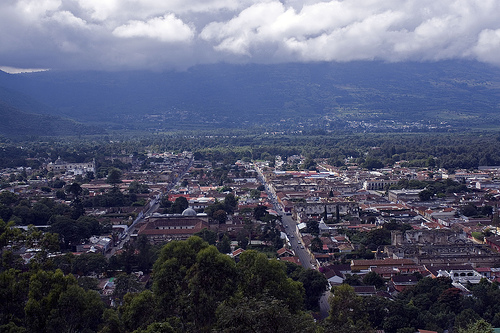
[1,0,500,71]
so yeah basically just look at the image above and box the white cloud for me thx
[473,29,500,65]
[50,10,88,29]
[1,0,500,70]
[113,14,194,42]
[15,0,61,21]
[74,0,120,21]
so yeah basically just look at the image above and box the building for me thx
[47,157,96,175]
[137,209,210,244]
[388,189,423,203]
[363,179,398,191]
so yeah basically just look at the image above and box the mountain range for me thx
[1,60,500,136]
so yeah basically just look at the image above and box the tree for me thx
[129,181,149,194]
[213,209,228,224]
[223,193,238,214]
[460,204,478,217]
[45,284,104,333]
[418,189,434,201]
[215,295,318,333]
[152,237,237,331]
[49,215,85,249]
[217,233,232,254]
[65,182,82,198]
[159,196,171,209]
[0,203,13,222]
[326,284,372,333]
[113,273,144,301]
[343,274,362,286]
[457,319,493,333]
[25,269,104,333]
[363,158,384,170]
[170,196,188,214]
[253,205,268,221]
[290,266,329,310]
[120,290,158,331]
[310,236,323,252]
[106,168,122,186]
[250,189,262,200]
[237,250,304,313]
[186,245,238,329]
[72,252,107,276]
[306,220,319,235]
[194,228,218,245]
[454,308,481,331]
[363,271,385,289]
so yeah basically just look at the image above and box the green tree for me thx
[152,237,237,331]
[325,284,372,333]
[113,273,144,301]
[291,266,329,310]
[306,220,319,235]
[72,252,107,276]
[310,236,323,252]
[457,319,493,333]
[213,209,228,224]
[45,284,104,333]
[454,308,481,331]
[106,168,122,186]
[25,269,104,333]
[215,295,317,333]
[223,193,238,214]
[418,189,434,201]
[362,271,385,289]
[237,250,304,313]
[217,233,232,254]
[186,245,238,329]
[253,205,268,221]
[170,196,188,214]
[120,290,158,332]
[194,228,218,245]
[0,268,30,329]
[65,182,82,198]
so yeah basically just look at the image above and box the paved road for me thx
[255,163,317,270]
[280,213,315,269]
[256,163,331,319]
[319,291,331,319]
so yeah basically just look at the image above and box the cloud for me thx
[1,0,500,70]
[113,14,194,42]
[473,29,500,65]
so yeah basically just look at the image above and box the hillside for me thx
[1,60,500,132]
[0,97,102,137]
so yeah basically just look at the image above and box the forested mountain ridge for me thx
[1,60,500,133]
[0,99,102,137]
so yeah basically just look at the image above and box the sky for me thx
[1,0,500,72]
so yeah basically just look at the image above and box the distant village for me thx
[3,149,500,304]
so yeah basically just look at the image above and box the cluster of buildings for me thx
[6,148,500,300]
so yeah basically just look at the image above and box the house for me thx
[277,247,295,258]
[279,256,301,265]
[320,264,351,286]
[353,285,377,296]
[390,275,419,292]
[351,258,416,271]
[485,235,500,252]
[475,266,492,279]
[137,216,209,244]
[323,269,344,286]
[230,248,245,259]
[425,264,483,284]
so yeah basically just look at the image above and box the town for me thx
[2,136,500,332]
